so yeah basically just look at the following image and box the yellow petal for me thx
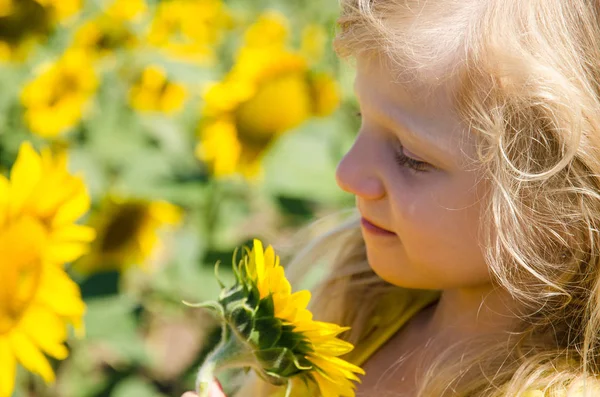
[0,175,9,227]
[312,338,356,357]
[9,142,42,217]
[0,338,16,397]
[36,265,86,319]
[148,201,182,225]
[312,370,353,397]
[18,304,69,360]
[52,186,91,227]
[45,242,90,264]
[51,224,97,243]
[9,332,55,383]
[252,239,266,290]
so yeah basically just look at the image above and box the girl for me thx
[185,0,600,395]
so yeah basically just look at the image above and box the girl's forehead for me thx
[354,53,478,166]
[354,53,460,123]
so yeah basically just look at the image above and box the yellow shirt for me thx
[344,289,600,397]
[345,288,441,367]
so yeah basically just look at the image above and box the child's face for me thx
[336,55,491,290]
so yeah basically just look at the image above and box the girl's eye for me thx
[394,143,431,173]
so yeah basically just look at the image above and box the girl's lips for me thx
[360,217,397,236]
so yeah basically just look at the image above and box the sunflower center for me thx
[99,202,148,253]
[0,218,45,334]
[96,26,132,52]
[47,70,81,106]
[0,0,52,45]
[235,72,312,142]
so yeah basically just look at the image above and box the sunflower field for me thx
[0,0,359,396]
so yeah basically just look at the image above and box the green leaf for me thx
[84,295,148,363]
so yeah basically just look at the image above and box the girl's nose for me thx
[335,136,385,200]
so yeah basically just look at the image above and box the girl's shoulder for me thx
[345,288,441,367]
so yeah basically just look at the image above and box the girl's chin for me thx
[366,254,441,289]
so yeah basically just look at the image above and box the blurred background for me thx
[0,0,360,395]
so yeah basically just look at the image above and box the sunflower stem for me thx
[196,324,258,397]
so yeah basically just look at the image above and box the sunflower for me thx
[3,142,95,266]
[105,0,147,22]
[0,218,86,397]
[73,197,182,275]
[33,0,81,22]
[0,0,83,61]
[191,239,364,397]
[129,65,188,114]
[195,12,340,179]
[71,14,138,58]
[0,141,90,397]
[146,0,232,64]
[20,49,98,138]
[0,0,53,62]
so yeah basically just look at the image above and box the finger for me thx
[210,380,226,397]
[181,393,197,397]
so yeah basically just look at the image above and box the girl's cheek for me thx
[389,190,434,232]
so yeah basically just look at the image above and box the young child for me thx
[184,0,600,395]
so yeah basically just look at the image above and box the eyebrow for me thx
[354,82,458,164]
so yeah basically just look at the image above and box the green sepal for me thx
[226,301,255,338]
[250,316,282,349]
[255,294,275,318]
[219,283,246,305]
[213,260,226,289]
[256,347,311,378]
[277,329,312,357]
[182,300,225,319]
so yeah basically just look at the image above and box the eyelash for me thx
[355,111,431,173]
[394,144,430,173]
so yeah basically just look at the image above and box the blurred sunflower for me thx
[0,0,83,61]
[70,0,145,58]
[105,0,147,22]
[0,218,86,397]
[0,0,53,61]
[73,197,182,275]
[129,65,188,114]
[34,0,81,22]
[72,15,138,58]
[301,24,328,65]
[0,141,90,397]
[195,12,340,179]
[4,142,95,265]
[146,0,232,64]
[20,49,98,138]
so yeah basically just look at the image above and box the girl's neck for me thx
[423,283,520,343]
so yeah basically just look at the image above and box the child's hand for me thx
[181,380,226,397]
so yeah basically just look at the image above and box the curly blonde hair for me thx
[234,1,600,396]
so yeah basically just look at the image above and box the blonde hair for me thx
[234,1,600,396]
